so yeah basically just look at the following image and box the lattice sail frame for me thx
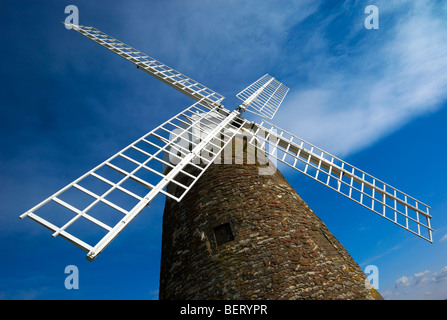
[20,100,246,261]
[21,24,433,262]
[67,24,225,108]
[249,120,433,242]
[237,74,289,119]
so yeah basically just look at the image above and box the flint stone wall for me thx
[159,137,382,300]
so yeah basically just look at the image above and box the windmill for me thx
[20,24,433,299]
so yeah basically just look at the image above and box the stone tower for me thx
[159,136,382,300]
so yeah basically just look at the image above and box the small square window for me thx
[213,223,234,246]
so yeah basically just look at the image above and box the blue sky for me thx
[1,0,447,300]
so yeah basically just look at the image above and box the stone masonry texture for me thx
[159,137,382,300]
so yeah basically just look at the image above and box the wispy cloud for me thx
[395,270,431,288]
[384,265,447,299]
[119,0,321,83]
[359,244,402,267]
[276,1,447,157]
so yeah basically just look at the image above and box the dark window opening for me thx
[213,223,234,246]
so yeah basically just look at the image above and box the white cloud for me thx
[101,0,447,163]
[439,234,447,242]
[431,266,447,284]
[386,265,447,299]
[396,275,410,287]
[396,270,431,288]
[395,267,447,289]
[276,1,447,157]
[120,0,321,83]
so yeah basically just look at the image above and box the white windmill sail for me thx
[248,120,433,243]
[20,100,246,261]
[64,24,225,108]
[21,24,433,263]
[236,74,289,119]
